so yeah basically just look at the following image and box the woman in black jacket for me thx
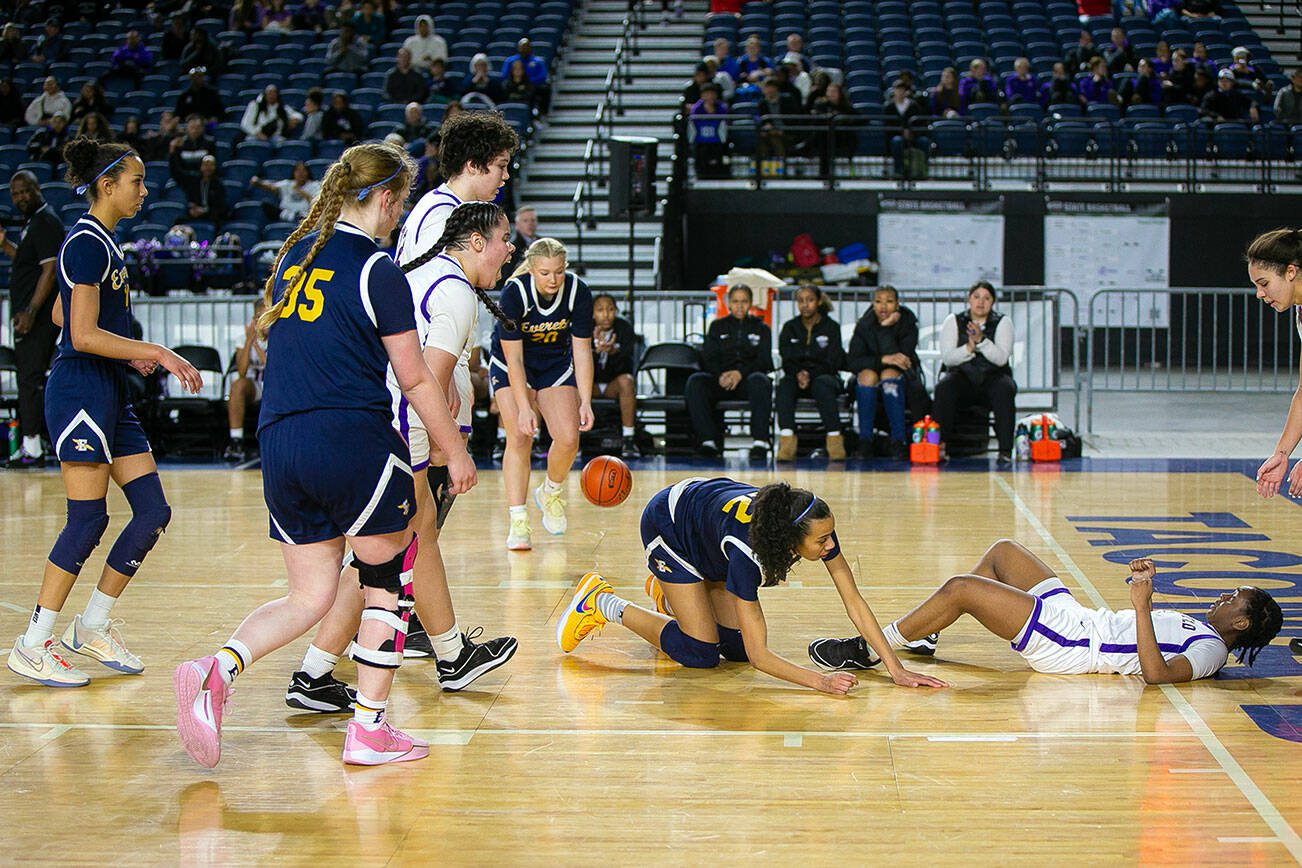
[592,293,640,458]
[776,285,845,461]
[846,285,925,459]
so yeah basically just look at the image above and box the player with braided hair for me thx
[556,477,945,693]
[808,540,1283,682]
[175,141,477,767]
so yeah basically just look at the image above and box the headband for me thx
[356,164,401,201]
[792,495,818,525]
[74,152,129,196]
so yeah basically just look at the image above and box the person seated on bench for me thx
[592,292,640,459]
[932,280,1016,464]
[685,284,773,461]
[847,284,924,460]
[776,285,845,462]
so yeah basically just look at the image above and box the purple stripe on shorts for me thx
[1033,622,1090,648]
[459,424,473,433]
[1011,597,1042,652]
[412,458,429,472]
[398,396,411,443]
[1098,635,1218,655]
[1039,586,1072,599]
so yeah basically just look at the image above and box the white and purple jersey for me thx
[395,182,462,272]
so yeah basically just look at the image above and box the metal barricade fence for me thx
[1085,287,1298,433]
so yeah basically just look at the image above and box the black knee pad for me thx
[659,621,721,669]
[426,464,457,530]
[355,536,418,594]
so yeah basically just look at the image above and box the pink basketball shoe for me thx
[342,720,430,766]
[174,656,228,768]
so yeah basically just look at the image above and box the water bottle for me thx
[6,419,19,459]
[912,420,924,443]
[1015,424,1031,461]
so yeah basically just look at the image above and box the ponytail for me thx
[1245,228,1302,276]
[1229,588,1283,668]
[510,236,568,280]
[400,201,517,331]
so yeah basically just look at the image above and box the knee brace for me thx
[355,535,418,594]
[350,606,408,669]
[426,465,457,530]
[48,498,110,575]
[106,473,171,577]
[659,621,720,669]
[717,624,748,662]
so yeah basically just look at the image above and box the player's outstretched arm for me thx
[734,597,857,695]
[1257,353,1302,498]
[1127,558,1194,684]
[824,554,948,688]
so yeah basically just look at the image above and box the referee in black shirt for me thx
[1,171,64,467]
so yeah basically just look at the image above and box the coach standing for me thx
[0,171,64,467]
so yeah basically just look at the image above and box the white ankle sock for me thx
[81,588,117,630]
[780,428,794,437]
[353,691,386,730]
[229,428,242,441]
[23,604,58,648]
[882,622,906,650]
[430,623,462,661]
[622,426,635,437]
[22,435,41,457]
[509,505,527,520]
[301,643,340,679]
[216,639,252,686]
[595,592,628,624]
[543,477,562,494]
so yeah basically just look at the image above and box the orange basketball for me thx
[581,455,633,507]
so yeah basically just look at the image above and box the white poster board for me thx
[877,212,1005,287]
[1043,214,1170,327]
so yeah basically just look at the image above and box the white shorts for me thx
[404,363,473,470]
[1009,578,1094,675]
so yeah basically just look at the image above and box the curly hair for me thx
[437,111,519,180]
[748,482,832,587]
[63,138,137,201]
[1229,588,1283,667]
[399,201,517,331]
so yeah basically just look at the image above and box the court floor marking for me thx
[994,475,1302,863]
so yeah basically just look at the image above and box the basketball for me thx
[581,455,633,507]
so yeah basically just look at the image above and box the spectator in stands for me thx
[161,14,190,59]
[70,82,113,125]
[29,19,65,65]
[262,0,293,32]
[809,81,855,174]
[169,114,217,182]
[240,84,302,143]
[502,38,550,113]
[1152,40,1173,77]
[428,59,457,102]
[404,14,447,69]
[1188,66,1215,105]
[1148,0,1182,24]
[1163,49,1195,103]
[0,79,20,127]
[464,53,505,104]
[251,160,320,222]
[1190,41,1217,76]
[25,77,71,127]
[299,88,325,140]
[1273,68,1302,126]
[443,101,466,124]
[503,59,537,108]
[1122,58,1163,105]
[959,58,1000,113]
[26,113,69,165]
[805,69,831,109]
[1182,0,1222,19]
[736,35,773,87]
[1202,67,1258,123]
[385,47,429,104]
[120,116,150,159]
[590,293,640,458]
[175,67,224,124]
[775,285,845,462]
[182,154,229,225]
[780,54,812,102]
[1004,57,1038,104]
[848,285,924,460]
[757,77,802,166]
[75,112,114,143]
[413,137,440,197]
[509,205,539,265]
[689,83,729,179]
[139,111,179,161]
[180,30,222,78]
[1103,26,1137,75]
[292,0,328,33]
[1079,56,1117,106]
[394,102,431,143]
[683,63,710,105]
[933,280,1017,464]
[711,37,740,81]
[767,63,804,105]
[884,78,927,177]
[930,66,962,117]
[0,23,25,68]
[1229,46,1272,96]
[685,284,773,461]
[326,0,355,28]
[107,30,153,87]
[322,90,364,143]
[351,0,386,45]
[229,0,264,35]
[225,299,267,462]
[325,22,368,74]
[1065,30,1100,73]
[784,33,811,74]
[703,56,736,102]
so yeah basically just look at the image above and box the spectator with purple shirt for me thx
[1190,42,1217,76]
[736,35,774,86]
[1041,61,1081,109]
[1079,57,1117,105]
[1151,41,1173,78]
[1004,58,1037,104]
[690,83,729,178]
[959,58,1000,113]
[109,31,153,87]
[712,37,740,80]
[1121,58,1163,105]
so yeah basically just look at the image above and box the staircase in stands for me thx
[520,0,705,293]
[1241,2,1302,63]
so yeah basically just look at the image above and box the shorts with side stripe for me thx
[397,363,474,471]
[640,486,706,585]
[1009,578,1094,675]
[488,353,576,392]
[46,357,151,463]
[261,409,415,544]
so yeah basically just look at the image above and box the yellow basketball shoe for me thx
[644,575,673,616]
[556,573,612,653]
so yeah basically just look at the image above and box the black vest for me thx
[948,309,1011,383]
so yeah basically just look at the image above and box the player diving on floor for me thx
[808,539,1283,684]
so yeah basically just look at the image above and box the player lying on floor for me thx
[807,539,1282,684]
[556,476,946,694]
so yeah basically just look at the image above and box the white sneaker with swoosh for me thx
[7,635,90,687]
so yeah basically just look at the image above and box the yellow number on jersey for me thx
[535,331,559,344]
[722,495,754,524]
[279,266,333,323]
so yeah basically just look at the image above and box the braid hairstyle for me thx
[399,200,517,331]
[1244,227,1302,276]
[258,140,414,335]
[510,236,568,280]
[1228,588,1283,667]
[748,482,833,587]
[63,137,137,202]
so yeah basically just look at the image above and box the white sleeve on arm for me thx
[977,316,1014,367]
[424,284,476,355]
[1176,638,1230,681]
[939,313,973,367]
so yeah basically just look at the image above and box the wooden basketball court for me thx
[0,462,1298,863]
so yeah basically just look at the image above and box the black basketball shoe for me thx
[808,636,881,671]
[900,632,940,656]
[285,670,357,713]
[435,628,519,691]
[403,611,434,658]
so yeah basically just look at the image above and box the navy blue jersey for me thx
[646,477,840,601]
[258,221,417,431]
[491,271,593,365]
[54,214,132,364]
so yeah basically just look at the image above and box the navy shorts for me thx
[46,357,151,463]
[488,353,576,391]
[640,487,706,586]
[260,409,415,544]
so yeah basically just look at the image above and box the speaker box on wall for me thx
[608,135,658,219]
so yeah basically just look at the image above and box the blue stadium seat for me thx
[1048,121,1092,157]
[1131,122,1174,158]
[223,159,260,187]
[275,140,314,163]
[1211,123,1253,159]
[236,140,274,164]
[929,120,969,156]
[1124,103,1161,120]
[148,201,186,227]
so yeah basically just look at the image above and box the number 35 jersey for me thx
[259,221,416,431]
